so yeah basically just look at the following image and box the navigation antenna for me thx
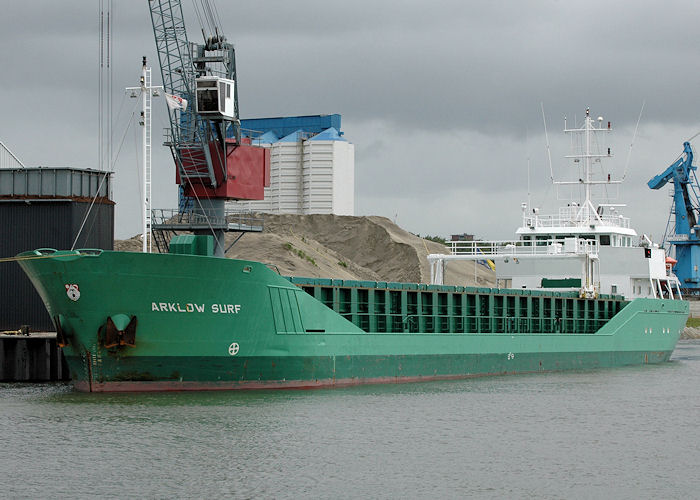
[621,101,645,181]
[98,0,112,173]
[525,126,531,211]
[541,102,555,183]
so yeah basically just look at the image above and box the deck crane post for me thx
[648,141,700,292]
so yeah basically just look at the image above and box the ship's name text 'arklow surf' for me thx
[151,302,242,314]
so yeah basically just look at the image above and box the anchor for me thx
[102,315,137,348]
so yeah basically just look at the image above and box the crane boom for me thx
[648,141,694,189]
[648,141,700,291]
[148,0,242,188]
[648,141,697,232]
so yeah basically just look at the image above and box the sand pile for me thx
[682,327,700,340]
[115,214,495,286]
[114,235,143,253]
[226,214,495,286]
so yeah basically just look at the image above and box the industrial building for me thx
[228,114,355,215]
[0,165,114,332]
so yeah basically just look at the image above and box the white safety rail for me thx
[522,207,631,229]
[429,238,599,286]
[443,238,598,258]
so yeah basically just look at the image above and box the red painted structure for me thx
[177,138,270,200]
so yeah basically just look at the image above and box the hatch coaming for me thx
[289,276,628,336]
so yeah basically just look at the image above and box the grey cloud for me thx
[1,0,699,240]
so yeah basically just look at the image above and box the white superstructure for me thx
[429,108,681,300]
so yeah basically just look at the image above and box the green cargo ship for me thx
[15,108,691,392]
[17,247,688,392]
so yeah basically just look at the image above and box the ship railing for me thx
[444,238,599,258]
[151,208,264,232]
[265,263,282,275]
[522,212,631,229]
[429,238,598,285]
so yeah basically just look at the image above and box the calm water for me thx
[2,342,699,499]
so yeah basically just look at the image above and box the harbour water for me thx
[2,341,699,499]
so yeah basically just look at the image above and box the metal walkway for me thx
[150,208,264,253]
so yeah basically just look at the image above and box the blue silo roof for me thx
[308,127,346,141]
[252,131,279,144]
[240,114,343,138]
[278,130,305,142]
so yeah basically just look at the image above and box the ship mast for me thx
[126,57,162,253]
[558,107,620,223]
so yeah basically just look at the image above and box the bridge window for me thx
[600,235,610,246]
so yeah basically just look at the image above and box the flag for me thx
[165,93,188,111]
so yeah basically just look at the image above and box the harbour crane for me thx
[648,141,700,292]
[147,0,269,255]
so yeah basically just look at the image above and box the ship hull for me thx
[18,250,687,392]
[69,350,673,393]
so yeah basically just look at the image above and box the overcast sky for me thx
[2,0,699,241]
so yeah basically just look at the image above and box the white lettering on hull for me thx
[151,302,241,314]
[211,304,242,314]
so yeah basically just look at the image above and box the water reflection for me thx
[2,341,698,499]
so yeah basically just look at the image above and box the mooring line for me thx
[0,254,70,264]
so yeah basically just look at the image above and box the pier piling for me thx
[0,333,69,382]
